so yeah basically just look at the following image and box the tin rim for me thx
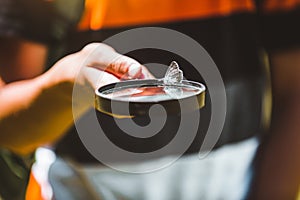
[95,79,205,118]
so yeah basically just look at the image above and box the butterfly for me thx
[163,61,184,99]
[163,61,183,85]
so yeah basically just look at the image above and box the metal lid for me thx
[95,79,205,118]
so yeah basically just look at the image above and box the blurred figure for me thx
[0,1,152,200]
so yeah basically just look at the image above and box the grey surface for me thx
[50,138,258,200]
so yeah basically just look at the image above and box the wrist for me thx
[34,70,74,105]
[39,65,94,115]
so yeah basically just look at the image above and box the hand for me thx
[43,43,154,113]
[0,43,154,154]
[45,43,153,89]
[82,43,154,80]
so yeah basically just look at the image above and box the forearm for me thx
[249,49,300,199]
[251,97,300,199]
[0,74,87,155]
[0,43,152,155]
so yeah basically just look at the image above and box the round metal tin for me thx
[95,79,205,118]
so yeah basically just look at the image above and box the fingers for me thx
[105,56,142,79]
[102,55,155,80]
[82,43,154,80]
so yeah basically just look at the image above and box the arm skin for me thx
[249,49,300,199]
[0,39,152,155]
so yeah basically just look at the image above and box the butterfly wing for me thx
[163,61,183,84]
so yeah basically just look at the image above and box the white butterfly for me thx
[163,61,183,85]
[163,61,184,99]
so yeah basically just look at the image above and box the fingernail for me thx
[128,63,142,78]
